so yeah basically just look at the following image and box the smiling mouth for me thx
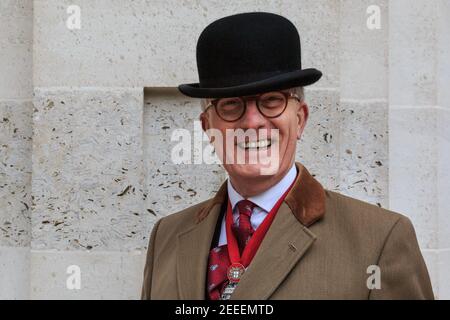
[237,139,273,150]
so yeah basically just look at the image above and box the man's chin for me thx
[225,163,279,179]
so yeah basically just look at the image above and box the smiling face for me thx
[200,88,309,196]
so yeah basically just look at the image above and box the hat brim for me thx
[178,68,322,98]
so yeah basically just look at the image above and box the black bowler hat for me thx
[178,12,322,98]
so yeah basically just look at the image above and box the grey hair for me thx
[200,86,305,112]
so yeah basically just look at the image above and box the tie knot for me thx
[236,200,256,217]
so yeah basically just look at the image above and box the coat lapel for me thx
[176,183,227,299]
[230,202,317,299]
[230,163,326,299]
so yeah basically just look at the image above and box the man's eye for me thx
[266,96,282,101]
[262,97,283,106]
[220,100,240,108]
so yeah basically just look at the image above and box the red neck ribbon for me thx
[225,179,296,268]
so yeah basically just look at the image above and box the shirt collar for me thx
[227,164,297,213]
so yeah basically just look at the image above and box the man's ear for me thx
[200,112,215,144]
[200,112,210,132]
[297,102,309,140]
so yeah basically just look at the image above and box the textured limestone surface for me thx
[389,0,440,106]
[422,249,450,300]
[0,246,30,299]
[298,91,388,208]
[386,2,450,300]
[0,100,33,247]
[389,106,448,250]
[33,0,340,88]
[0,0,34,300]
[340,0,388,100]
[338,99,388,208]
[0,0,33,99]
[30,249,145,299]
[31,88,148,251]
[297,88,340,192]
[143,88,227,226]
[437,108,450,249]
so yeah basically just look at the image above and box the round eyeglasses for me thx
[204,91,301,122]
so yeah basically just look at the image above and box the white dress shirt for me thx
[217,164,297,246]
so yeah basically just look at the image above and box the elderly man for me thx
[141,12,433,300]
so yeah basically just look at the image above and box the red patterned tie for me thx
[233,200,256,254]
[207,244,230,300]
[206,200,256,300]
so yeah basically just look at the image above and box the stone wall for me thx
[0,0,449,299]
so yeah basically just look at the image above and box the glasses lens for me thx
[259,92,287,117]
[216,97,245,121]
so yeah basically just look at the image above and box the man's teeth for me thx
[238,139,272,149]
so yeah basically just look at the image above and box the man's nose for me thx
[238,99,267,129]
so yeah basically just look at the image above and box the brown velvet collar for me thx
[195,162,326,227]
